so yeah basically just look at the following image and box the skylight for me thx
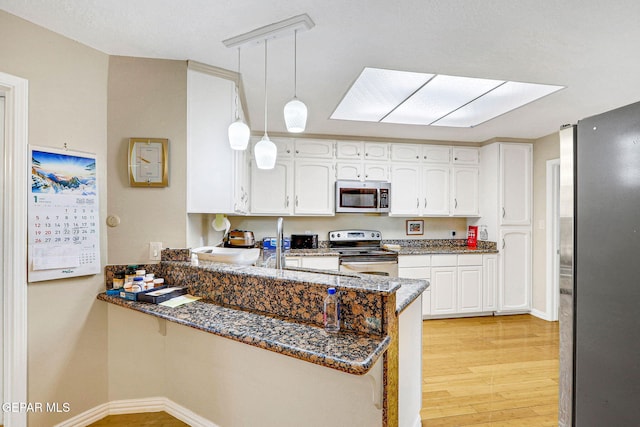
[330,67,564,128]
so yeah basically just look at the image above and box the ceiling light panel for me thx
[432,81,565,127]
[330,67,433,122]
[382,75,504,125]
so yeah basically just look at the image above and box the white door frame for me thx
[546,158,561,322]
[1,71,29,427]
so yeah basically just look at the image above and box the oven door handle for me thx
[340,261,398,266]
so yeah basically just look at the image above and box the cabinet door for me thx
[452,166,479,216]
[422,165,450,216]
[363,162,389,181]
[250,159,294,215]
[233,150,250,213]
[483,254,498,311]
[500,144,532,226]
[390,164,421,215]
[457,266,483,313]
[422,145,451,163]
[398,264,431,317]
[390,144,421,162]
[252,137,293,158]
[336,141,363,159]
[364,142,388,160]
[186,67,236,213]
[294,139,334,158]
[452,147,479,165]
[430,267,457,315]
[294,160,335,215]
[336,162,363,181]
[499,229,531,311]
[300,256,339,271]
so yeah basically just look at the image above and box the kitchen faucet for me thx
[275,217,284,270]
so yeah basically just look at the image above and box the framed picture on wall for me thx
[406,220,424,235]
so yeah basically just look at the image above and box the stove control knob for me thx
[376,233,380,238]
[337,233,341,238]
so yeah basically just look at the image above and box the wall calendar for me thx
[28,145,101,282]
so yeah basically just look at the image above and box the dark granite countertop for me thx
[97,293,390,375]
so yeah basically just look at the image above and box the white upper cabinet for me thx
[390,164,421,215]
[421,146,451,164]
[294,139,334,158]
[336,141,363,159]
[335,162,363,181]
[452,147,480,164]
[499,144,532,226]
[364,142,389,160]
[250,159,294,215]
[421,165,450,216]
[391,144,422,162]
[294,159,335,215]
[186,63,249,214]
[364,162,389,181]
[451,166,479,216]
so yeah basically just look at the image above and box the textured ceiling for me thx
[2,0,640,142]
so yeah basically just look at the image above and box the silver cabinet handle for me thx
[502,239,505,250]
[365,152,368,157]
[502,207,506,218]
[286,196,289,207]
[424,198,427,208]
[416,198,419,208]
[455,198,458,208]
[286,149,291,154]
[365,174,368,179]
[295,195,299,207]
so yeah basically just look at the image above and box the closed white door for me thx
[422,165,450,216]
[452,166,479,216]
[499,228,532,311]
[364,142,388,160]
[250,160,293,215]
[294,160,334,215]
[431,267,457,315]
[421,145,451,163]
[294,139,334,158]
[452,147,479,164]
[390,164,420,215]
[336,141,363,159]
[457,266,483,312]
[482,254,498,311]
[363,162,388,181]
[336,162,363,181]
[500,144,532,226]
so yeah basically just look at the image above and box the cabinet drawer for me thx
[398,255,430,268]
[431,254,457,267]
[398,267,430,279]
[457,254,483,266]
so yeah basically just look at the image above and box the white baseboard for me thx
[54,397,218,427]
[530,308,556,322]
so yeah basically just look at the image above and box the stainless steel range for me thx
[328,229,398,277]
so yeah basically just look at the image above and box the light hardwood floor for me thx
[87,411,188,426]
[421,314,559,427]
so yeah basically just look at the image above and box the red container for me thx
[467,226,478,248]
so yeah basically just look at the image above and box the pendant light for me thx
[283,29,308,133]
[253,39,278,169]
[228,48,250,150]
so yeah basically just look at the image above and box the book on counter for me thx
[136,287,188,304]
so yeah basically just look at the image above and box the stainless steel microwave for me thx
[335,180,390,213]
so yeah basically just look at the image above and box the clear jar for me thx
[323,287,340,333]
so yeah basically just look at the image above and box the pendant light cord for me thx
[293,29,298,98]
[264,39,268,138]
[235,47,241,121]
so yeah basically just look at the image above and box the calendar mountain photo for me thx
[31,150,97,195]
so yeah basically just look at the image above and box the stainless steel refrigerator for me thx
[559,101,640,426]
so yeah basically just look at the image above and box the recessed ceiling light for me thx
[331,67,564,128]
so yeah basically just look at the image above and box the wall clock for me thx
[128,138,169,187]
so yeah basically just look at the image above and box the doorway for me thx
[1,71,29,427]
[546,159,560,321]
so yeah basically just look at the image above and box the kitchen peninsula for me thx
[98,252,428,427]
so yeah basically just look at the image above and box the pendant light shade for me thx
[255,39,277,170]
[284,30,307,133]
[228,48,250,150]
[228,118,250,150]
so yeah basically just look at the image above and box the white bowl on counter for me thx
[192,246,261,266]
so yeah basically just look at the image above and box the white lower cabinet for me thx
[499,228,531,312]
[285,256,339,271]
[398,255,431,318]
[399,254,497,319]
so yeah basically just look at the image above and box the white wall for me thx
[228,215,468,243]
[0,10,110,426]
[532,132,560,315]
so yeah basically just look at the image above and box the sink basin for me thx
[192,246,261,266]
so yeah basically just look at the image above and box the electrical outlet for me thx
[450,230,456,238]
[149,242,163,261]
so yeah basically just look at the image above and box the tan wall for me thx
[532,132,560,315]
[107,56,188,264]
[0,10,109,426]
